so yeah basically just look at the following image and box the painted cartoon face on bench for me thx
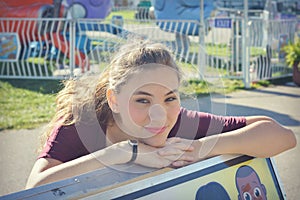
[235,165,267,200]
[195,181,230,200]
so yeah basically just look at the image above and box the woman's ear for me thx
[106,89,119,113]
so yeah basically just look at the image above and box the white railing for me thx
[248,18,298,81]
[0,18,202,79]
[0,17,298,83]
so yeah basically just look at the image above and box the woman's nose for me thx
[148,104,167,122]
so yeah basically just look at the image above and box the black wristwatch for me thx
[127,139,138,164]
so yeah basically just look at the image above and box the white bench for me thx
[0,155,285,200]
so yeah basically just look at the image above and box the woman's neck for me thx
[106,123,134,146]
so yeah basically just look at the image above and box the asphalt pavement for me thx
[0,83,299,198]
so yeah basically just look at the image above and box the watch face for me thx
[129,139,138,146]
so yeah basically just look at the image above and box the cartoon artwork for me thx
[195,181,230,200]
[0,34,20,60]
[235,165,267,200]
[0,0,113,72]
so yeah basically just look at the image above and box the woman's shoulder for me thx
[179,107,210,118]
[40,121,106,162]
[46,123,79,146]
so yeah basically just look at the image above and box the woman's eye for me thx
[136,99,150,104]
[166,97,177,102]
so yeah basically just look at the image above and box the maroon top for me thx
[38,107,246,162]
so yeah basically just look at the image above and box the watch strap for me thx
[127,139,138,163]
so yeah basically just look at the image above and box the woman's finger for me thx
[161,154,193,162]
[166,137,182,144]
[158,148,183,156]
[172,142,194,151]
[165,139,194,151]
[171,154,197,167]
[171,160,192,167]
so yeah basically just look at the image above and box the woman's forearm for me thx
[210,120,296,158]
[26,141,132,188]
[26,154,106,188]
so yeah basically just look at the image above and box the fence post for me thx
[69,19,75,77]
[198,0,206,80]
[242,0,251,88]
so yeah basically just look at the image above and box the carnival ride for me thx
[1,0,297,77]
[0,0,126,73]
[153,0,215,35]
[0,0,219,74]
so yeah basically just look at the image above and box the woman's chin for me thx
[142,139,166,148]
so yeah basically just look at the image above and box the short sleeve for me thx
[38,122,106,163]
[169,107,246,139]
[38,124,89,162]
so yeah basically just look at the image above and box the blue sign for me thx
[280,13,296,19]
[214,18,232,28]
[0,33,21,61]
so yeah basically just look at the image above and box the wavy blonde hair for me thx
[39,39,183,151]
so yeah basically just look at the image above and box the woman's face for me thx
[113,65,181,147]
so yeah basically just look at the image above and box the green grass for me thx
[190,43,266,57]
[0,79,63,130]
[0,78,270,130]
[180,79,270,97]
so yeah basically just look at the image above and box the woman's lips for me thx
[144,126,167,134]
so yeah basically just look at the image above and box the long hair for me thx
[39,39,182,151]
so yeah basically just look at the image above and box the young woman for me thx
[26,40,296,189]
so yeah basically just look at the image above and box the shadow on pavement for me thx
[244,89,300,99]
[182,95,300,127]
[224,103,300,127]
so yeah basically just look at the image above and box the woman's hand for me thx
[135,137,195,168]
[166,137,220,168]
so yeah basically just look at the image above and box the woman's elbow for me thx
[258,117,297,151]
[25,175,45,189]
[274,126,297,155]
[25,181,37,190]
[25,158,63,189]
[259,121,297,157]
[286,128,297,150]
